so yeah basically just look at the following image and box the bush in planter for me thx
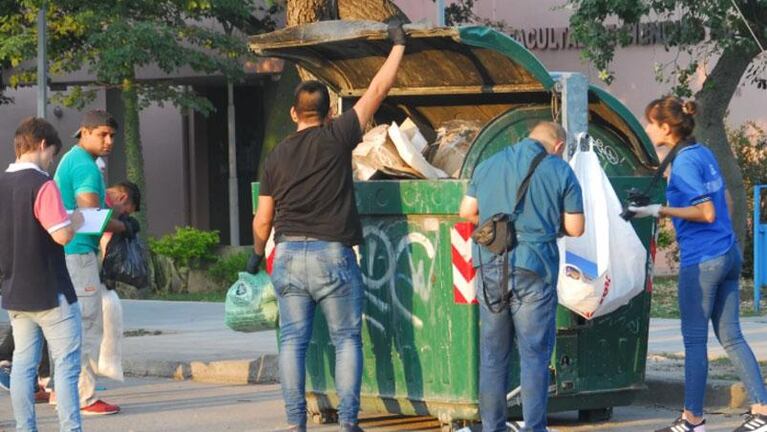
[208,251,250,287]
[149,227,220,293]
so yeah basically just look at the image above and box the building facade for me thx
[2,0,764,244]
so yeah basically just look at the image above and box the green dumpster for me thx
[250,21,663,431]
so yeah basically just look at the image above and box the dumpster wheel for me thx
[309,408,338,425]
[578,407,613,422]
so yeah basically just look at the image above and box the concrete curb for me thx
[639,372,750,410]
[123,354,279,385]
[123,357,753,411]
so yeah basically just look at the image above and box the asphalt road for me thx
[0,377,749,432]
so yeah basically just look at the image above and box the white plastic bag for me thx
[97,289,124,381]
[557,137,647,319]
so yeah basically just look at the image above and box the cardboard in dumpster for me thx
[352,124,423,180]
[388,121,448,179]
[352,121,447,180]
[399,117,429,154]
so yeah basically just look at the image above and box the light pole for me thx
[436,0,445,26]
[37,3,47,119]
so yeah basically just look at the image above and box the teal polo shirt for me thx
[54,145,106,255]
[467,139,583,285]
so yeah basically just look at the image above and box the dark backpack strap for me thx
[513,151,548,213]
[643,139,694,196]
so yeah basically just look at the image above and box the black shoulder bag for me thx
[471,151,547,313]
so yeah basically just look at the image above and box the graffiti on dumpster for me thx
[360,226,438,331]
[592,137,625,166]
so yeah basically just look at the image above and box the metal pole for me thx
[755,186,762,312]
[227,81,240,246]
[36,4,47,119]
[436,0,446,26]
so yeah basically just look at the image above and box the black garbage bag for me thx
[101,234,149,289]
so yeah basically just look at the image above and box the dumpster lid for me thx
[249,21,555,97]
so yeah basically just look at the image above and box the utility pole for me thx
[227,81,240,246]
[37,4,47,119]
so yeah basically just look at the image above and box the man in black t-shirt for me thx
[246,22,407,432]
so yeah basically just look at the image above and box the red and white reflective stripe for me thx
[265,230,276,275]
[451,222,477,304]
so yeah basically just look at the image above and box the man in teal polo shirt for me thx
[459,122,585,432]
[54,110,135,416]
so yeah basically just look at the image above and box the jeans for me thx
[272,240,364,427]
[9,294,82,432]
[65,252,105,407]
[679,245,767,417]
[478,259,557,432]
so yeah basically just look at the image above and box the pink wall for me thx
[395,0,767,130]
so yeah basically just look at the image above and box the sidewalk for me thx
[1,301,765,407]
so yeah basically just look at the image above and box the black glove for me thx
[121,216,140,239]
[387,19,407,46]
[246,251,264,275]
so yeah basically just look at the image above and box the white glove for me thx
[628,204,662,218]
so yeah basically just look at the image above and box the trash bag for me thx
[97,289,124,381]
[428,120,481,178]
[557,136,647,319]
[101,235,149,288]
[225,272,279,332]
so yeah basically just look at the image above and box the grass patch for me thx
[651,276,767,318]
[146,290,227,302]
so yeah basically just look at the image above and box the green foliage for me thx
[567,0,766,90]
[208,251,250,285]
[431,0,508,30]
[0,0,280,110]
[729,122,767,277]
[149,227,220,268]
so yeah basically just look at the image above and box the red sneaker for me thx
[34,386,50,404]
[81,400,120,416]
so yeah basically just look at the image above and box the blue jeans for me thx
[272,240,364,427]
[679,245,767,416]
[478,260,557,432]
[9,294,82,432]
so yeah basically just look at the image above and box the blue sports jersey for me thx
[666,144,735,267]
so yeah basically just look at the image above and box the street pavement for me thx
[4,300,765,365]
[0,377,751,431]
[0,301,765,430]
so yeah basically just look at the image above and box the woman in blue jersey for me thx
[630,96,767,432]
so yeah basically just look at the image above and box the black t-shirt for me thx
[260,109,363,246]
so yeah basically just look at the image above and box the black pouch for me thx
[471,213,516,255]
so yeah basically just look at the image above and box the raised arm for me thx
[352,21,406,129]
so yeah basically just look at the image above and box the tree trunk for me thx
[287,0,409,26]
[287,0,336,27]
[337,0,409,22]
[694,45,759,247]
[286,0,410,81]
[121,77,148,231]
